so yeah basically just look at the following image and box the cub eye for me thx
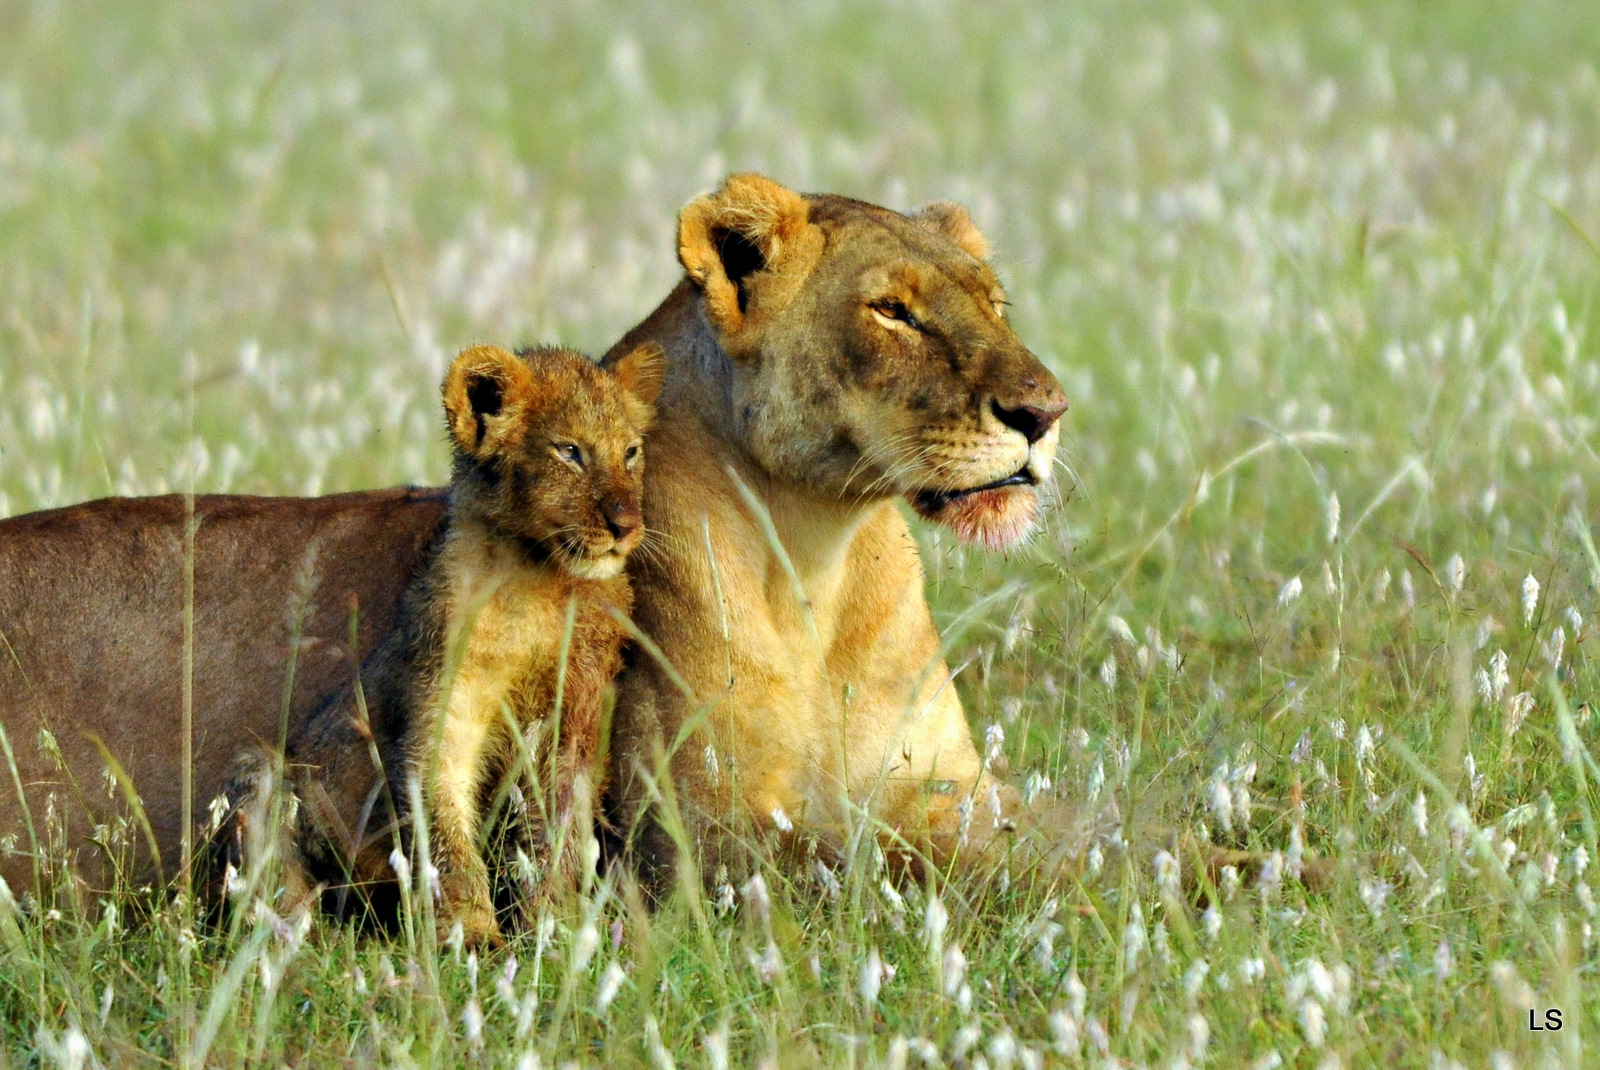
[624,443,642,465]
[869,299,919,330]
[554,443,584,467]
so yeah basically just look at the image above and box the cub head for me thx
[443,343,663,579]
[674,174,1068,551]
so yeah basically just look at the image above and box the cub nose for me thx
[990,391,1069,444]
[602,499,641,541]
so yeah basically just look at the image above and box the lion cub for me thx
[218,342,660,945]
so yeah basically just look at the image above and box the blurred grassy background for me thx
[3,0,1600,1066]
[3,0,1596,507]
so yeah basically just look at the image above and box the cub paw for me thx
[439,901,504,950]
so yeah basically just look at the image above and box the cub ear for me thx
[442,345,535,457]
[606,341,664,413]
[677,173,820,342]
[910,200,990,261]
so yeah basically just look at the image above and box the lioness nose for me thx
[603,500,641,540]
[991,393,1068,444]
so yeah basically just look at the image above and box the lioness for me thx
[0,175,1073,900]
[601,175,1069,887]
[218,342,660,945]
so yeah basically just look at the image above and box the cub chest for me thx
[441,567,573,732]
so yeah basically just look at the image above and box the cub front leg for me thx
[416,703,502,948]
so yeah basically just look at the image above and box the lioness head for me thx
[443,343,663,578]
[674,173,1068,550]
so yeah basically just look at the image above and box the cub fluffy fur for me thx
[215,343,660,945]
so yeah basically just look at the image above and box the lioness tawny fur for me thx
[216,343,661,945]
[2,176,1317,906]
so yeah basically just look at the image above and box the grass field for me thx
[3,0,1600,1065]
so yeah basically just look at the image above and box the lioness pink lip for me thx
[911,466,1036,512]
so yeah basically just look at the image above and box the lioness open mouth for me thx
[907,465,1042,552]
[910,466,1036,514]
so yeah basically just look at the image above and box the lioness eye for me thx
[555,443,584,467]
[870,299,918,329]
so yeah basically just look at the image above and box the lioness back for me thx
[0,489,445,896]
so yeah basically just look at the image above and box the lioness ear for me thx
[678,173,818,341]
[911,200,990,261]
[442,345,534,457]
[606,342,664,413]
